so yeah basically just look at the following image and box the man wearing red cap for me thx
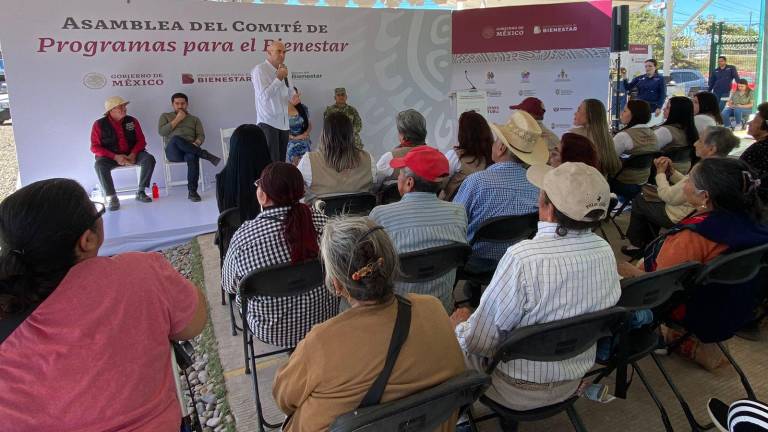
[368,146,468,312]
[510,97,560,152]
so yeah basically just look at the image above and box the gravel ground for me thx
[163,241,236,432]
[0,124,19,201]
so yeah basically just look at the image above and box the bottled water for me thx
[90,184,101,202]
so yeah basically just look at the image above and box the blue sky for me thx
[669,0,762,27]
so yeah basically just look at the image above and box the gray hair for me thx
[703,126,740,156]
[396,109,427,145]
[402,167,442,194]
[320,217,399,303]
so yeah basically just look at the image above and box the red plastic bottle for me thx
[151,183,159,199]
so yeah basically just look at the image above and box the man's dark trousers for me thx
[94,151,156,196]
[258,123,289,163]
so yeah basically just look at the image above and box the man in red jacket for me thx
[90,96,156,211]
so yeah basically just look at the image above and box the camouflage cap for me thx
[334,87,347,96]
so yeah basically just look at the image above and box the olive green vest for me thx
[616,127,658,185]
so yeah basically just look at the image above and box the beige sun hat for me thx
[104,96,129,114]
[526,162,610,222]
[489,110,549,166]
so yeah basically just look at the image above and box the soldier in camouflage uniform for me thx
[323,87,363,148]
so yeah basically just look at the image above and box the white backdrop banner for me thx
[451,1,612,136]
[0,0,453,188]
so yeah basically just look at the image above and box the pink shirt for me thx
[0,252,199,432]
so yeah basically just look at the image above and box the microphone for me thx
[280,64,289,87]
[465,70,476,90]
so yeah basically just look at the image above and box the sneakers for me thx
[135,191,152,203]
[706,398,729,432]
[188,190,202,202]
[621,245,644,259]
[106,195,120,211]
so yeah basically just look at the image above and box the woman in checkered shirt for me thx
[221,162,339,348]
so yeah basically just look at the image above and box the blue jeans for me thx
[721,107,751,127]
[165,136,201,192]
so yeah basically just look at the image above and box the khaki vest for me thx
[616,127,658,185]
[661,124,692,174]
[307,151,373,200]
[440,151,487,200]
[383,145,422,183]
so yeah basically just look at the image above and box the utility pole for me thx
[664,0,675,73]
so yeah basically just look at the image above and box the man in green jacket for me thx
[323,87,363,148]
[158,93,220,202]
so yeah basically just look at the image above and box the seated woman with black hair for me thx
[611,100,658,199]
[221,162,338,348]
[654,96,699,174]
[273,217,465,432]
[441,110,493,200]
[216,124,272,222]
[286,87,312,165]
[624,126,739,256]
[693,91,724,136]
[0,179,207,431]
[619,158,768,346]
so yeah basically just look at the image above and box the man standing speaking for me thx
[251,40,293,162]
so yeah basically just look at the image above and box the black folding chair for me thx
[329,370,490,432]
[608,152,660,239]
[238,259,325,432]
[587,262,701,432]
[456,213,538,290]
[467,307,630,432]
[378,183,402,205]
[398,242,471,283]
[596,196,619,239]
[321,192,378,216]
[217,207,243,336]
[650,243,768,432]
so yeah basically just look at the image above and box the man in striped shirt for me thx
[369,146,467,312]
[451,162,621,411]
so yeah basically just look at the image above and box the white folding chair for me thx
[164,154,205,192]
[220,127,235,162]
[101,165,142,199]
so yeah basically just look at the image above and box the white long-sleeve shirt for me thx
[251,60,292,130]
[613,124,648,155]
[455,222,621,383]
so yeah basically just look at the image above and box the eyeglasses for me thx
[254,178,261,188]
[86,201,106,229]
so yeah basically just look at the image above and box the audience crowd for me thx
[3,62,768,432]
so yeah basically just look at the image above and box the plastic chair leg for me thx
[242,314,251,375]
[633,362,674,432]
[650,353,713,431]
[249,348,283,432]
[717,342,757,400]
[229,297,239,337]
[565,406,587,432]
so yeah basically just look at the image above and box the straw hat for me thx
[489,110,549,166]
[104,96,129,114]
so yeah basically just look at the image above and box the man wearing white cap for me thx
[452,162,620,414]
[90,96,156,211]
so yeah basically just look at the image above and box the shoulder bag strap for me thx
[357,294,412,409]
